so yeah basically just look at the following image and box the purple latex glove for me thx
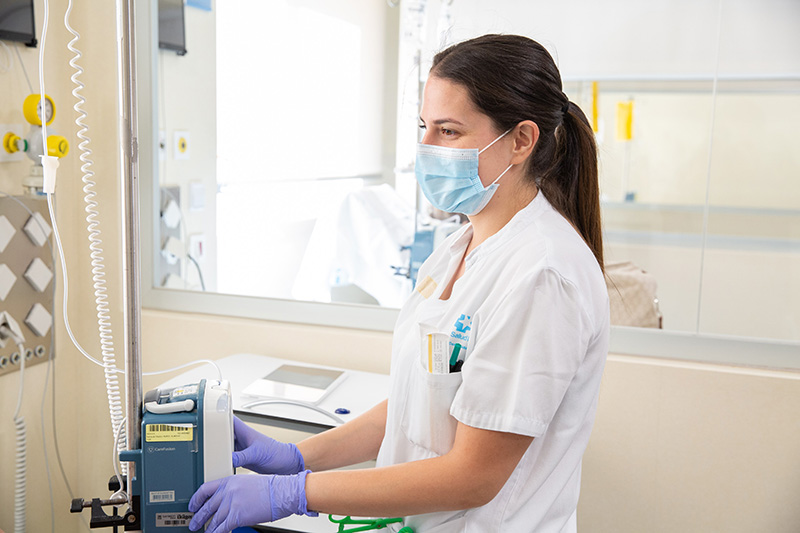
[232,416,305,474]
[188,471,317,533]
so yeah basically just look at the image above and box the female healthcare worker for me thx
[188,34,609,533]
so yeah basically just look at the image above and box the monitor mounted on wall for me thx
[159,0,187,56]
[0,0,37,48]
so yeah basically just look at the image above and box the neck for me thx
[466,179,538,254]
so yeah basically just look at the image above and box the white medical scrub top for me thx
[376,192,609,532]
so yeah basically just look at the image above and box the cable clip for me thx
[41,154,59,194]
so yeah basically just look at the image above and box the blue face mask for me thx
[415,129,513,216]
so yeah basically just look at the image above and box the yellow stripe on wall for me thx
[616,100,634,141]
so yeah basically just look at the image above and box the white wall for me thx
[158,4,218,291]
[429,0,800,78]
[589,91,800,209]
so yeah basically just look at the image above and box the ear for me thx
[510,120,539,165]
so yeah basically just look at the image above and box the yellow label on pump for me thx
[145,424,194,442]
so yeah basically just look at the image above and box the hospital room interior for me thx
[0,0,798,532]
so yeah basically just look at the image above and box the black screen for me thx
[0,0,36,47]
[158,0,187,56]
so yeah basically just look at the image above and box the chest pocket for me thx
[399,360,463,457]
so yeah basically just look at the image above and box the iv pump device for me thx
[70,379,234,531]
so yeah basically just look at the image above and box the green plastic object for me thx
[328,515,414,533]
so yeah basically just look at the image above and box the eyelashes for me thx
[418,124,457,137]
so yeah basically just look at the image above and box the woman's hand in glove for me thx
[232,416,305,474]
[188,471,317,533]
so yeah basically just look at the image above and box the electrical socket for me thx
[0,311,25,348]
[189,234,206,262]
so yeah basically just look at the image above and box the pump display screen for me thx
[0,0,36,47]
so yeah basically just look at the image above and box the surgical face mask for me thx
[415,129,513,216]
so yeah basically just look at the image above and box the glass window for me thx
[143,0,800,364]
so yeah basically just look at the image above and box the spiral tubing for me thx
[11,339,27,533]
[64,8,126,473]
[14,413,27,533]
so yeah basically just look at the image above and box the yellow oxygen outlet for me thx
[23,94,56,127]
[3,132,21,153]
[47,135,69,157]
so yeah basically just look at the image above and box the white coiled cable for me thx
[110,418,128,504]
[14,413,27,533]
[6,334,27,533]
[63,0,126,473]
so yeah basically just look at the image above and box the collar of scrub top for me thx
[449,191,546,270]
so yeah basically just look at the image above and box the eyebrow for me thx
[419,117,465,126]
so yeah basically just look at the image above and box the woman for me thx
[189,34,609,533]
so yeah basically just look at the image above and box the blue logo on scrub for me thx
[450,314,472,361]
[454,315,472,334]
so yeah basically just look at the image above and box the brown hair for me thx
[431,34,603,269]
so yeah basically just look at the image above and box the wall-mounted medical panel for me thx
[0,196,54,377]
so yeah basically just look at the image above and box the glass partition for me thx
[140,0,800,365]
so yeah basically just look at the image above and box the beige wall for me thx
[141,312,800,533]
[580,356,800,532]
[1,1,120,533]
[0,2,798,533]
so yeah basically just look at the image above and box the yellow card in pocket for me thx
[424,332,449,374]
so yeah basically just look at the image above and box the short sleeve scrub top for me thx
[376,192,610,532]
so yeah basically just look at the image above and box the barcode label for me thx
[155,512,193,527]
[145,424,193,442]
[149,490,175,503]
[149,424,192,431]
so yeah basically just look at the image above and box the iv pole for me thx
[118,0,144,498]
[67,0,143,525]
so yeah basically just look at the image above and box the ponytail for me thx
[538,102,604,270]
[432,34,604,270]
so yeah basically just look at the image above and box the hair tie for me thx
[561,101,570,116]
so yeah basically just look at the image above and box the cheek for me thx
[477,155,506,185]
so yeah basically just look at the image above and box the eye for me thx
[440,128,455,137]
[418,123,427,131]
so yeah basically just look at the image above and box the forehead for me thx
[420,76,483,123]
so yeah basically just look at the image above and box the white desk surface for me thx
[159,353,390,432]
[158,353,391,533]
